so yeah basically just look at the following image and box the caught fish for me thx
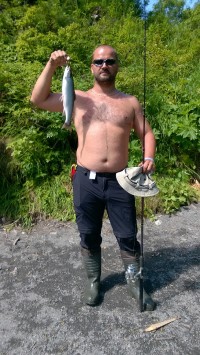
[61,60,75,129]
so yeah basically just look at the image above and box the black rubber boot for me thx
[120,250,156,311]
[81,248,101,306]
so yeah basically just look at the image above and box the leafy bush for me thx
[0,0,199,226]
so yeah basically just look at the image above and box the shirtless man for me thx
[31,45,156,311]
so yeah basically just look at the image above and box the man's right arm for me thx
[30,50,68,113]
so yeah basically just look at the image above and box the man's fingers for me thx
[139,161,155,173]
[49,50,68,67]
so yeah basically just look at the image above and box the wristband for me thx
[144,157,154,162]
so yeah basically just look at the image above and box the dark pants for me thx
[73,165,140,253]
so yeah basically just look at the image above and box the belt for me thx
[77,165,117,178]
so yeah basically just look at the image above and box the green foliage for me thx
[0,0,199,226]
[157,176,198,214]
[22,172,75,226]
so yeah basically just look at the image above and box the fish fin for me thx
[62,122,71,130]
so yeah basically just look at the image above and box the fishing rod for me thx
[117,1,158,311]
[139,0,148,313]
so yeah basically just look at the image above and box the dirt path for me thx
[0,203,199,354]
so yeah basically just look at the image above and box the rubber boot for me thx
[120,250,156,311]
[81,248,101,306]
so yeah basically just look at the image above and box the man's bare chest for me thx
[74,97,134,127]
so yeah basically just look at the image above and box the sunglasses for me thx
[92,59,116,66]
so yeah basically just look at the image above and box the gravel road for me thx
[0,203,199,355]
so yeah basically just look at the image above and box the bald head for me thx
[92,45,119,62]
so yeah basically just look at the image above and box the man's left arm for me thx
[132,97,156,173]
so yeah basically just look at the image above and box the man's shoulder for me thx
[118,91,138,101]
[74,89,86,95]
[74,89,89,101]
[119,92,140,110]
